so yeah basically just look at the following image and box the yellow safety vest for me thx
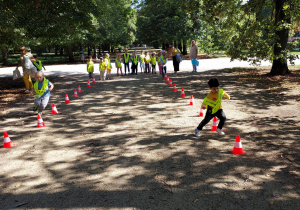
[157,56,161,64]
[100,62,106,71]
[116,59,122,67]
[124,53,129,63]
[151,57,156,65]
[107,58,111,69]
[140,54,145,63]
[33,60,43,70]
[160,55,165,63]
[203,89,223,114]
[145,55,151,63]
[133,55,138,65]
[87,61,94,72]
[34,78,49,97]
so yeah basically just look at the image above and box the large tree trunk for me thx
[1,46,9,66]
[270,0,291,75]
[183,39,187,55]
[178,40,182,53]
[67,44,75,62]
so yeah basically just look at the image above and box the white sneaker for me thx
[217,128,225,135]
[24,89,30,93]
[195,128,201,137]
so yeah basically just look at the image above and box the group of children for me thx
[86,49,169,81]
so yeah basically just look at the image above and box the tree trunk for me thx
[60,48,64,56]
[67,44,75,62]
[88,45,91,56]
[178,40,182,53]
[93,45,97,58]
[183,39,187,55]
[1,46,9,66]
[270,0,290,75]
[55,46,58,56]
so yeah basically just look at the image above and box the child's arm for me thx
[42,63,46,71]
[223,91,230,100]
[48,83,54,91]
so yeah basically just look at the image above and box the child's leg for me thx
[216,109,226,129]
[39,96,50,110]
[34,97,42,107]
[159,64,162,74]
[196,107,215,130]
[117,67,119,76]
[120,67,123,75]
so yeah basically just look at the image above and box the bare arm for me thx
[48,83,54,91]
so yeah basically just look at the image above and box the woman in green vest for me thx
[33,71,54,115]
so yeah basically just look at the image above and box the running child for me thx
[33,71,54,115]
[194,78,230,137]
[160,50,168,78]
[116,54,123,76]
[87,56,94,80]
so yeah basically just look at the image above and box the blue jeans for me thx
[145,64,150,73]
[124,62,130,74]
[192,64,197,71]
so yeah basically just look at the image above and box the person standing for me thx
[16,46,36,93]
[190,40,199,72]
[123,49,131,75]
[167,44,180,76]
[131,51,139,75]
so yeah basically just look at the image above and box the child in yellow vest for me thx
[131,51,139,75]
[99,57,106,80]
[144,51,151,73]
[105,53,112,80]
[195,78,230,137]
[32,55,46,71]
[157,51,162,74]
[87,56,94,81]
[115,54,123,76]
[32,71,54,115]
[139,50,145,74]
[151,52,157,74]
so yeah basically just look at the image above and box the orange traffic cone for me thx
[180,88,186,97]
[169,79,173,87]
[231,135,246,155]
[92,77,96,83]
[78,85,82,93]
[198,106,203,117]
[164,74,168,80]
[87,80,91,88]
[37,114,45,128]
[51,103,58,114]
[2,132,12,148]
[172,83,177,92]
[65,94,70,104]
[190,95,194,105]
[73,89,79,97]
[166,77,170,83]
[210,116,218,131]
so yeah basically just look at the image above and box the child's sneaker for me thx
[33,106,38,111]
[38,110,42,115]
[217,128,225,135]
[195,128,200,137]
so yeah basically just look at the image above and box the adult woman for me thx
[189,40,198,72]
[16,46,36,93]
[167,44,180,76]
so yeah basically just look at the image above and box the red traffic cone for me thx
[180,88,186,97]
[169,79,173,87]
[2,132,12,148]
[51,103,58,114]
[190,95,194,105]
[37,114,45,128]
[65,94,70,104]
[78,85,82,93]
[231,135,246,155]
[172,83,177,92]
[198,106,204,117]
[164,74,168,80]
[87,80,91,88]
[166,77,170,83]
[92,77,96,83]
[210,116,218,131]
[73,89,79,98]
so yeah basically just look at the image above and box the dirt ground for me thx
[0,67,299,209]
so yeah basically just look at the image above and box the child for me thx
[160,50,167,78]
[139,50,145,73]
[33,71,54,115]
[123,49,131,75]
[151,52,157,74]
[157,51,162,74]
[87,56,94,81]
[195,78,230,137]
[105,53,112,80]
[32,55,46,71]
[144,51,151,73]
[99,57,106,80]
[131,51,139,75]
[115,54,123,76]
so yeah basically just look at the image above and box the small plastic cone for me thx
[190,95,194,105]
[78,85,82,93]
[51,103,58,114]
[172,83,177,92]
[65,94,70,104]
[180,88,186,97]
[164,74,168,80]
[231,135,246,155]
[198,106,203,117]
[210,116,218,131]
[92,77,96,83]
[73,89,79,98]
[87,80,91,88]
[166,77,170,83]
[2,132,12,148]
[37,114,45,128]
[169,79,173,87]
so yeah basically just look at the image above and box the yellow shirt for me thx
[171,48,179,56]
[203,90,230,109]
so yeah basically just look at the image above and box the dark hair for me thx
[34,55,38,58]
[208,78,219,88]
